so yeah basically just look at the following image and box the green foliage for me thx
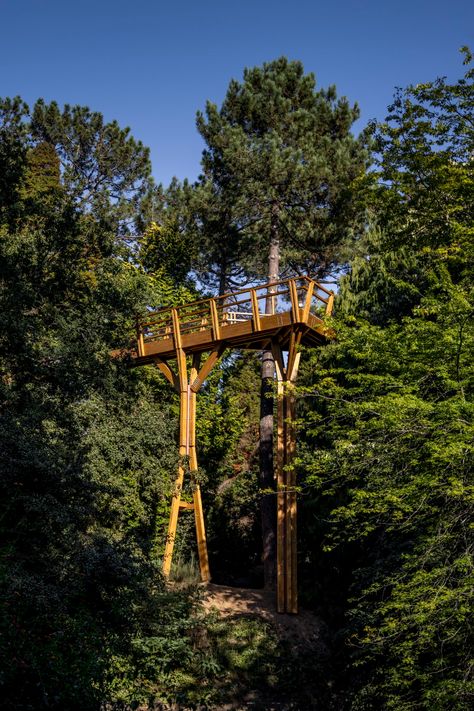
[193,56,368,289]
[138,180,196,287]
[341,52,474,323]
[297,51,474,710]
[21,141,61,201]
[0,96,29,225]
[127,605,328,710]
[31,99,153,231]
[299,309,473,709]
[0,96,179,709]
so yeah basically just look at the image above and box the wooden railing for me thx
[136,276,334,355]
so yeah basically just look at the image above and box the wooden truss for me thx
[130,277,334,613]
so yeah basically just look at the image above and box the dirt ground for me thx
[201,583,328,654]
[151,583,330,709]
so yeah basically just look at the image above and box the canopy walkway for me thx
[134,276,333,364]
[130,276,334,614]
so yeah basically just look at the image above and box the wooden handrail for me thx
[137,277,333,339]
[140,276,310,318]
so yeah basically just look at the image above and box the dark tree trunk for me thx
[218,250,228,296]
[259,205,279,589]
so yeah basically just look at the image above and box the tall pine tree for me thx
[195,57,368,584]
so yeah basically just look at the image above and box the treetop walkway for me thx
[134,276,334,365]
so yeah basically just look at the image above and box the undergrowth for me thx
[102,585,329,710]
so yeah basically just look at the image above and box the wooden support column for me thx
[162,337,224,581]
[163,382,187,577]
[286,335,299,614]
[285,388,298,614]
[274,338,299,614]
[276,375,286,613]
[189,355,210,582]
[163,308,189,577]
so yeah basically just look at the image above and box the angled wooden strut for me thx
[162,338,225,582]
[272,335,300,615]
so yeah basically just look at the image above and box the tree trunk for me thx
[218,250,228,296]
[259,205,279,589]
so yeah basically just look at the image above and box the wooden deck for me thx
[133,276,334,365]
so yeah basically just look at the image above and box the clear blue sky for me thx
[1,0,472,185]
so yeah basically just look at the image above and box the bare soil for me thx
[151,583,330,710]
[201,583,328,655]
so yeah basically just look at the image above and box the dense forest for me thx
[0,51,472,710]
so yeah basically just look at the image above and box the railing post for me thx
[289,279,300,322]
[326,292,335,316]
[136,316,145,357]
[251,289,261,331]
[210,299,221,340]
[171,308,182,352]
[302,281,315,323]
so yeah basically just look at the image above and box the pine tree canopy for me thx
[193,57,369,288]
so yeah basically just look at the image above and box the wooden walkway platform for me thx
[133,276,334,365]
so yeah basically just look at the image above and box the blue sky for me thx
[1,0,472,185]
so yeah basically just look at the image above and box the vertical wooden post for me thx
[163,308,189,578]
[251,289,261,332]
[285,388,298,614]
[189,355,210,582]
[274,337,300,614]
[136,316,145,357]
[287,336,300,613]
[289,279,300,322]
[326,291,335,316]
[302,281,315,323]
[210,299,221,340]
[276,375,286,614]
[163,383,187,577]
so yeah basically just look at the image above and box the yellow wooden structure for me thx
[131,276,333,613]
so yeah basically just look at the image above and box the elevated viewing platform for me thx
[133,276,334,365]
[128,275,334,614]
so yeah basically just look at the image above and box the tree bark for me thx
[218,250,228,297]
[259,205,279,589]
